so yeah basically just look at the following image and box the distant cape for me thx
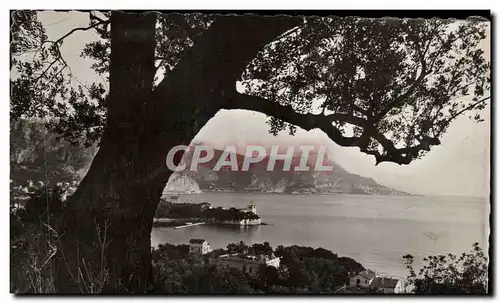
[163,144,409,196]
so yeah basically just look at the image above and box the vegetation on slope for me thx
[154,200,260,222]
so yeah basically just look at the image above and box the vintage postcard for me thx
[10,10,491,294]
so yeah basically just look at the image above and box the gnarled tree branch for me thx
[53,20,107,45]
[438,95,490,133]
[226,92,442,165]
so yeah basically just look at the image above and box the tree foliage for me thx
[10,11,214,146]
[403,242,488,294]
[10,11,490,165]
[241,16,490,164]
[273,244,364,291]
[153,201,260,221]
[151,242,364,293]
[11,11,109,145]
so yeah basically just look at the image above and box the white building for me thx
[349,269,376,288]
[238,204,257,214]
[188,239,211,255]
[217,253,280,277]
[369,276,399,293]
[394,279,415,294]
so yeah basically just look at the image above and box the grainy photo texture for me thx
[10,11,491,294]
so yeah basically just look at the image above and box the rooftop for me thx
[189,239,207,244]
[369,277,399,289]
[357,270,376,280]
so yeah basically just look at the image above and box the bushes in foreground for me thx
[11,187,65,293]
[403,243,488,294]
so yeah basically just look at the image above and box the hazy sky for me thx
[35,12,491,197]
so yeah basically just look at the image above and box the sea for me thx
[151,192,490,279]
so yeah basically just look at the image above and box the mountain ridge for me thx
[164,144,409,196]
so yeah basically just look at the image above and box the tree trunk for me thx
[54,11,165,293]
[54,12,301,293]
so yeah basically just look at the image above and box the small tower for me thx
[247,204,257,214]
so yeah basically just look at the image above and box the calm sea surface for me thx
[151,193,489,279]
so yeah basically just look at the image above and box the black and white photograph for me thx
[9,9,491,295]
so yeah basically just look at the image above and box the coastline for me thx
[167,189,413,196]
[153,219,268,228]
